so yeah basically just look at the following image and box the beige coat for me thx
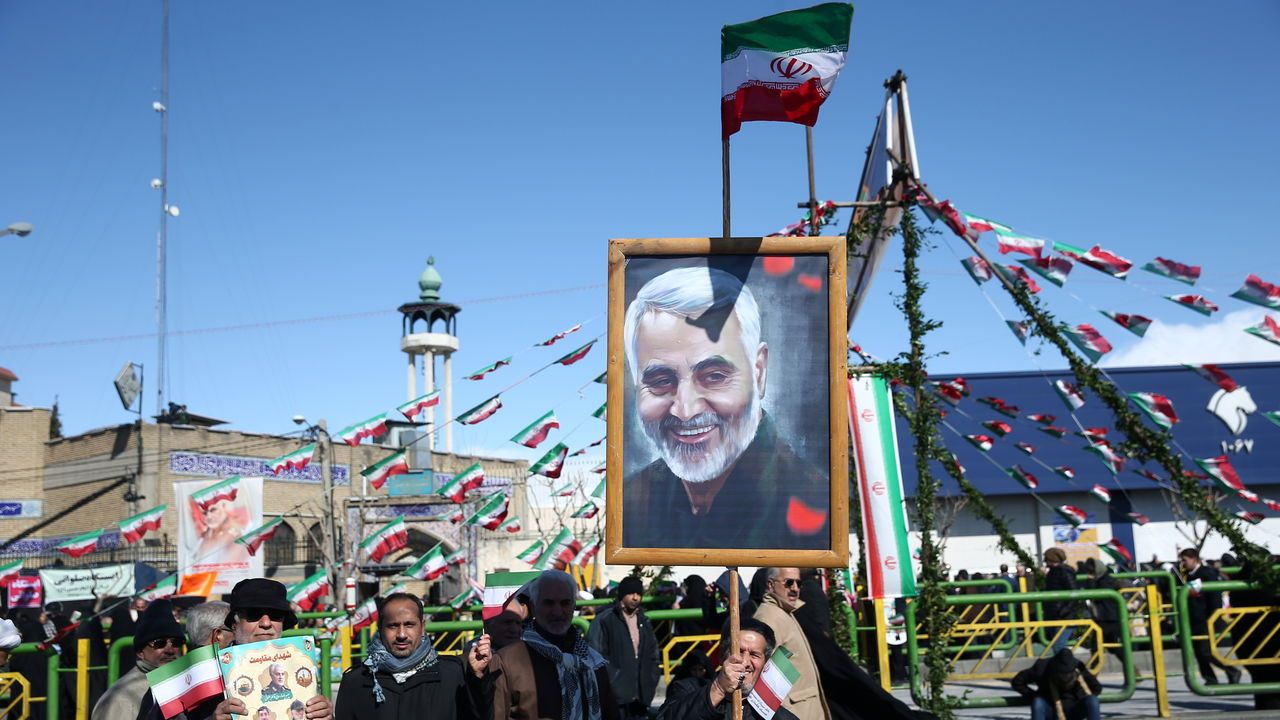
[752,595,830,720]
[92,666,149,720]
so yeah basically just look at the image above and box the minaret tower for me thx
[399,257,460,452]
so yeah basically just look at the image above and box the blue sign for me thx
[388,471,437,497]
[0,500,42,518]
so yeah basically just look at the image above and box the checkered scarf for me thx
[522,626,607,720]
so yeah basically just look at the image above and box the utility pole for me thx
[317,420,341,606]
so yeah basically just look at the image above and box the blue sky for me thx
[2,1,1278,460]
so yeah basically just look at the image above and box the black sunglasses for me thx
[774,578,800,589]
[240,607,287,622]
[146,637,183,649]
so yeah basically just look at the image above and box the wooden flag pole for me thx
[806,127,819,235]
[722,139,732,240]
[728,566,743,720]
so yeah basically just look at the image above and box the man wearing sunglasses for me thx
[92,599,184,720]
[751,568,829,720]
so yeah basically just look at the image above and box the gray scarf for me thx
[522,625,607,720]
[362,635,439,704]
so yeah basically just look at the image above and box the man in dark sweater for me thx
[1042,549,1080,653]
[587,576,659,720]
[1179,548,1241,685]
[1010,649,1102,720]
[659,618,798,720]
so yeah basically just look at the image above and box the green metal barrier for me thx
[937,579,1019,653]
[108,636,133,684]
[1176,580,1280,697]
[7,643,59,720]
[906,588,1135,709]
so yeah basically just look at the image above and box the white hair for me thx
[184,601,229,649]
[623,267,762,381]
[530,570,577,606]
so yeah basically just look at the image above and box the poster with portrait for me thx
[605,237,848,567]
[176,476,263,595]
[218,637,320,720]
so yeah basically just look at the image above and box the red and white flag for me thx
[964,434,995,452]
[1128,392,1179,430]
[993,229,1044,258]
[1196,455,1247,493]
[146,645,223,719]
[1185,363,1239,392]
[1008,465,1039,489]
[398,390,440,421]
[554,340,597,366]
[510,410,560,449]
[536,323,583,347]
[55,529,103,558]
[1143,257,1200,285]
[1090,485,1111,504]
[287,571,330,611]
[360,517,408,562]
[1231,274,1280,310]
[120,505,167,544]
[337,413,388,446]
[1245,315,1280,346]
[191,476,240,511]
[1055,505,1088,527]
[268,444,316,474]
[1099,538,1134,567]
[458,395,503,425]
[1063,324,1113,363]
[361,451,410,490]
[1099,310,1152,338]
[1165,294,1219,316]
[1054,380,1085,410]
[530,443,569,479]
[235,517,284,557]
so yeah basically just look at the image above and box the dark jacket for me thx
[1010,656,1102,715]
[622,414,829,550]
[335,656,479,720]
[489,637,618,720]
[1089,570,1120,628]
[586,605,660,707]
[658,678,799,720]
[1183,564,1223,630]
[1043,565,1079,621]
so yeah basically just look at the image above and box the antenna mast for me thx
[155,0,170,416]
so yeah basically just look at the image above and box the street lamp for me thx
[1,222,33,238]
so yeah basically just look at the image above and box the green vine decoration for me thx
[825,569,857,656]
[895,206,958,719]
[988,254,1280,592]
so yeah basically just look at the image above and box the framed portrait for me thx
[605,237,849,567]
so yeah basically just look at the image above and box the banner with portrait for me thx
[39,563,134,603]
[605,237,848,567]
[176,476,263,595]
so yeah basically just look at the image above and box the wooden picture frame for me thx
[605,237,849,567]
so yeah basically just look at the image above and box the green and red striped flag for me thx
[350,596,380,632]
[1236,510,1264,525]
[1055,505,1087,527]
[449,586,480,610]
[398,390,441,421]
[530,442,569,479]
[235,517,284,557]
[982,420,1012,437]
[1063,324,1113,363]
[1007,465,1039,490]
[1054,380,1086,410]
[1266,410,1280,428]
[438,462,485,502]
[1230,274,1280,310]
[536,323,582,347]
[269,444,316,474]
[497,516,522,534]
[963,213,1011,234]
[1246,315,1280,346]
[465,493,510,530]
[337,413,388,446]
[146,645,223,719]
[746,645,801,720]
[994,228,1044,258]
[1099,310,1152,338]
[483,570,540,620]
[361,517,408,562]
[138,574,177,602]
[1019,255,1073,287]
[0,559,23,586]
[1054,466,1076,480]
[403,544,447,581]
[1086,442,1125,475]
[1165,294,1219,316]
[466,357,511,381]
[537,528,582,570]
[576,537,603,568]
[511,410,560,448]
[1143,257,1200,285]
[120,505,167,544]
[847,376,916,600]
[571,501,599,519]
[287,570,330,611]
[55,529,103,558]
[721,3,854,138]
[191,476,240,511]
[362,451,410,490]
[589,461,606,474]
[1196,455,1246,493]
[1129,392,1179,430]
[1099,538,1133,567]
[964,434,994,452]
[1038,425,1067,439]
[591,402,606,420]
[554,339,596,366]
[445,546,467,566]
[458,395,503,425]
[1055,242,1132,279]
[516,540,545,566]
[1090,485,1112,504]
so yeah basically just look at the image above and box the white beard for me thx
[641,393,762,484]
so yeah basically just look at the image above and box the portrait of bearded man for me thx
[621,263,830,550]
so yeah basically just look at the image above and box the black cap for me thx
[134,599,184,649]
[223,578,297,629]
[617,576,645,598]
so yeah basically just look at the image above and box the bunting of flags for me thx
[439,462,486,502]
[1054,242,1132,279]
[1143,257,1200,285]
[337,413,388,446]
[993,228,1044,258]
[982,420,1012,437]
[1038,426,1067,439]
[1055,505,1087,527]
[1236,510,1264,525]
[1245,315,1280,346]
[1086,442,1125,475]
[445,546,467,566]
[1187,363,1239,392]
[1007,465,1039,489]
[1165,294,1219,316]
[571,501,599,519]
[1005,320,1030,344]
[449,586,481,610]
[1054,380,1085,410]
[361,517,408,562]
[0,559,23,587]
[55,529,104,558]
[1090,485,1111,503]
[591,402,607,419]
[496,516,522,534]
[1099,311,1152,337]
[403,545,447,580]
[510,410,560,449]
[192,476,240,511]
[138,574,177,601]
[963,213,1011,234]
[465,493,511,530]
[978,397,1020,417]
[1128,392,1179,430]
[554,339,597,366]
[287,571,330,611]
[1053,466,1075,480]
[269,444,316,475]
[1062,323,1113,363]
[119,505,167,544]
[1027,413,1056,425]
[236,517,284,557]
[530,443,569,479]
[576,537,603,568]
[458,395,503,425]
[1015,442,1036,455]
[997,264,1042,294]
[398,391,440,421]
[1196,455,1246,493]
[964,434,994,452]
[1128,512,1150,526]
[961,256,993,285]
[1231,274,1280,310]
[466,357,512,381]
[536,528,582,570]
[1019,255,1073,287]
[516,540,545,565]
[361,451,410,490]
[537,323,583,347]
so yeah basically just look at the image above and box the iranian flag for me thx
[1135,469,1164,484]
[576,537,603,568]
[351,596,380,631]
[947,453,965,477]
[139,574,177,602]
[511,410,560,448]
[398,390,441,421]
[235,517,284,557]
[1038,426,1067,439]
[287,571,330,611]
[444,507,465,524]
[0,559,22,587]
[1053,466,1076,480]
[1165,294,1219,316]
[449,586,480,610]
[978,396,1019,417]
[537,323,583,347]
[1090,485,1112,503]
[1015,442,1036,456]
[120,505,167,544]
[361,517,408,562]
[1143,256,1201,285]
[269,444,316,474]
[848,376,916,600]
[1262,498,1280,512]
[191,475,239,511]
[55,529,103,558]
[552,483,576,497]
[1076,427,1108,441]
[961,256,993,285]
[1236,510,1264,525]
[1054,379,1085,410]
[1027,413,1056,425]
[590,461,607,474]
[458,395,503,425]
[993,228,1044,258]
[1196,455,1246,493]
[1055,243,1132,279]
[146,644,223,719]
[1128,512,1150,526]
[482,570,540,620]
[1231,274,1280,309]
[982,420,1012,437]
[1186,363,1239,392]
[1019,255,1073,287]
[466,357,512,381]
[1006,320,1030,345]
[1007,465,1039,490]
[516,540,545,566]
[362,451,410,490]
[554,339,596,366]
[1100,310,1153,337]
[1099,538,1134,567]
[1086,442,1125,475]
[439,462,486,502]
[964,434,994,452]
[1063,324,1113,363]
[466,493,511,530]
[747,645,802,720]
[337,413,388,446]
[720,3,853,138]
[530,442,569,479]
[1129,392,1179,430]
[997,264,1042,294]
[1056,505,1087,527]
[1245,315,1280,346]
[963,213,1011,234]
[445,547,467,566]
[592,402,607,419]
[494,515,523,534]
[932,378,969,405]
[571,501,599,519]
[537,528,583,570]
[1238,489,1259,504]
[403,545,447,581]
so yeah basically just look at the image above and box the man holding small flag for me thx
[658,618,798,720]
[752,568,828,720]
[93,599,185,720]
